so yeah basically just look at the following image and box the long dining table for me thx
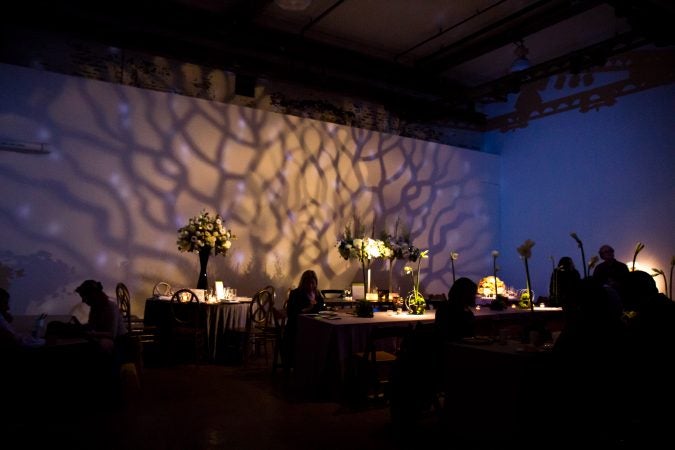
[291,305,563,401]
[143,297,252,364]
[292,310,436,400]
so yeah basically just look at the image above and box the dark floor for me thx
[7,351,653,450]
[6,353,445,450]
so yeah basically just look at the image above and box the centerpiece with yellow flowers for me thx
[403,249,429,315]
[177,210,235,289]
[516,239,536,311]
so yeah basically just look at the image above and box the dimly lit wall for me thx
[0,63,499,316]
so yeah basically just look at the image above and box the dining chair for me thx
[270,305,287,373]
[115,282,160,369]
[351,324,413,404]
[116,282,144,334]
[168,288,206,364]
[152,281,173,298]
[244,285,278,366]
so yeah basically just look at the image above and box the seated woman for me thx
[434,277,477,342]
[283,270,324,370]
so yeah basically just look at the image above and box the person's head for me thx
[598,245,615,261]
[75,279,105,305]
[447,277,477,307]
[298,270,318,293]
[627,270,658,297]
[558,256,575,271]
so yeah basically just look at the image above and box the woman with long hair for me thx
[283,270,325,369]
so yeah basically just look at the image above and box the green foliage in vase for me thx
[403,249,429,315]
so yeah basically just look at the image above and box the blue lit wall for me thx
[486,81,675,298]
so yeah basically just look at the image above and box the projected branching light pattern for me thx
[0,65,498,314]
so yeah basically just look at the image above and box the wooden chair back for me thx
[168,288,205,363]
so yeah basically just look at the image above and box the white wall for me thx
[0,63,499,316]
[486,83,675,298]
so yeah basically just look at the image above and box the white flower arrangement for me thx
[176,210,235,256]
[337,223,389,261]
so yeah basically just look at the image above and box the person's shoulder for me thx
[614,259,629,269]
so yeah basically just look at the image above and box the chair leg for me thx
[272,339,283,372]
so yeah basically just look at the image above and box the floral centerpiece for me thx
[177,210,236,289]
[516,239,536,311]
[380,219,422,297]
[449,251,459,283]
[403,249,429,315]
[337,223,388,297]
[489,250,507,310]
[588,255,599,273]
[651,255,675,301]
[570,232,587,278]
[478,276,506,298]
[631,242,645,271]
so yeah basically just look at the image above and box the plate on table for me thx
[220,299,240,304]
[318,311,338,318]
[460,336,494,345]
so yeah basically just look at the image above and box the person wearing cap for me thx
[73,280,132,406]
[74,280,127,353]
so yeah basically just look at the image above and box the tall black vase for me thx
[197,246,211,289]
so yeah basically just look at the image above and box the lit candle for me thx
[215,281,225,300]
[539,302,546,308]
[475,305,481,311]
[511,304,516,309]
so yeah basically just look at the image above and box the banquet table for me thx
[291,305,563,401]
[292,310,436,400]
[471,305,564,337]
[143,297,251,363]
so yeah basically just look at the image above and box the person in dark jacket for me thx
[549,256,581,308]
[434,277,477,342]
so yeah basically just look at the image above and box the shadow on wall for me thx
[486,49,675,131]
